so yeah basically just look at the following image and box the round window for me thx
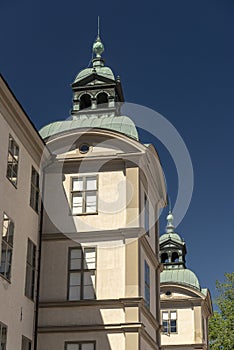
[165,291,172,297]
[79,144,90,154]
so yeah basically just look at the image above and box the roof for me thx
[159,232,183,244]
[39,115,139,140]
[74,66,115,83]
[160,268,201,290]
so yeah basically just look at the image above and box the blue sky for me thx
[1,0,233,303]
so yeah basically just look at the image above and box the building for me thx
[159,212,212,350]
[0,31,212,350]
[0,75,48,349]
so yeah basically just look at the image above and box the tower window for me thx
[162,311,177,333]
[80,94,92,110]
[97,92,108,105]
[171,252,179,263]
[68,247,96,301]
[6,135,19,187]
[71,176,98,215]
[0,213,14,281]
[161,253,169,263]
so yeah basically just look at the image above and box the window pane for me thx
[85,192,96,213]
[162,312,169,320]
[72,193,83,214]
[73,178,83,191]
[83,271,95,299]
[144,261,150,285]
[86,177,97,190]
[70,249,82,259]
[145,286,150,307]
[170,320,177,332]
[84,249,96,269]
[70,272,81,286]
[69,286,81,300]
[170,311,177,320]
[70,249,82,269]
[70,257,82,269]
[163,320,168,333]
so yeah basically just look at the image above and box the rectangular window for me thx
[144,194,149,234]
[30,167,39,213]
[162,311,177,333]
[25,239,36,300]
[144,260,150,308]
[66,342,95,350]
[22,336,32,350]
[0,214,14,281]
[7,135,19,187]
[68,247,96,301]
[71,176,97,214]
[0,322,7,350]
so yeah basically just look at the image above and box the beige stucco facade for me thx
[0,75,47,349]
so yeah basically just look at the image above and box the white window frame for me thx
[6,134,19,187]
[71,175,98,215]
[0,213,14,281]
[162,310,177,334]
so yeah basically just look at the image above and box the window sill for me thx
[0,273,11,284]
[25,294,35,303]
[70,212,98,216]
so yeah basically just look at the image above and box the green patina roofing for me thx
[39,115,139,140]
[74,66,115,83]
[161,268,200,290]
[159,232,183,244]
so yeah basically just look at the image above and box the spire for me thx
[166,211,175,233]
[92,17,105,68]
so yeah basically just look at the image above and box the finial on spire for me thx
[92,16,104,59]
[98,15,100,38]
[166,211,175,233]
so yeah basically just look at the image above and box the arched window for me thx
[80,94,92,110]
[97,92,108,106]
[171,252,179,263]
[161,253,169,263]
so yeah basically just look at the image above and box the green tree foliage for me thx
[209,272,234,350]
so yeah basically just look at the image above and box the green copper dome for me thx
[159,232,183,244]
[39,115,139,140]
[161,268,200,290]
[74,66,115,83]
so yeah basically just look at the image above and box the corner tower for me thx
[37,29,167,350]
[159,213,213,350]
